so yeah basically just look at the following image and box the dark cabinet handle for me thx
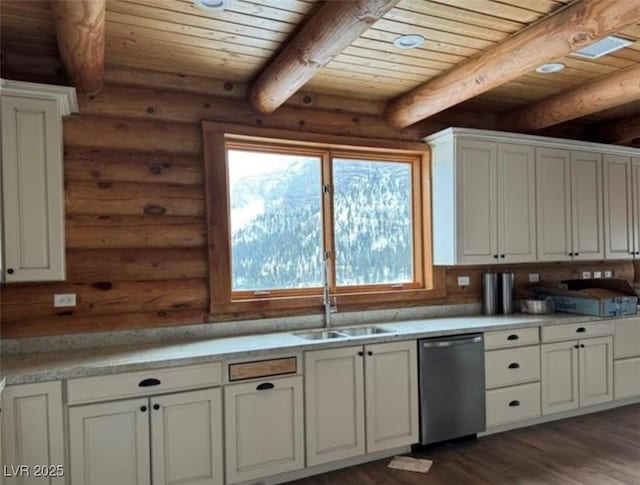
[140,406,147,412]
[574,344,579,349]
[6,268,14,274]
[139,378,161,387]
[576,327,586,333]
[575,253,579,256]
[508,362,520,369]
[153,404,160,410]
[500,254,505,258]
[367,351,373,356]
[580,344,585,348]
[508,400,520,407]
[507,334,519,341]
[358,351,364,356]
[493,254,499,259]
[256,382,274,391]
[569,253,573,256]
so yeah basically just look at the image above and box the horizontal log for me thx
[66,248,207,282]
[66,214,203,226]
[64,148,202,185]
[64,115,202,155]
[65,180,204,216]
[66,223,206,249]
[596,114,640,145]
[79,84,441,141]
[1,278,207,321]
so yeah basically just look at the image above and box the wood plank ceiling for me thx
[1,0,639,127]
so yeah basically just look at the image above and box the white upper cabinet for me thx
[603,154,634,259]
[632,159,640,257]
[0,80,77,282]
[570,151,604,260]
[536,148,572,262]
[497,144,536,263]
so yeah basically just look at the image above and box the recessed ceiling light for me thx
[572,36,634,59]
[536,63,566,74]
[393,34,425,49]
[194,0,230,11]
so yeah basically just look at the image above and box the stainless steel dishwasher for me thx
[418,333,486,445]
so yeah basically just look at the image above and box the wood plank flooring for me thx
[293,404,640,485]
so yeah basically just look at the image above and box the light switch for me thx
[582,271,591,279]
[593,271,602,279]
[457,276,470,287]
[54,294,76,307]
[528,273,540,283]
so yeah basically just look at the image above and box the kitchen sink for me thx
[294,330,347,340]
[337,326,391,336]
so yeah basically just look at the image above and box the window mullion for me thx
[321,151,336,293]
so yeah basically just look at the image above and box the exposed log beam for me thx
[51,0,106,95]
[500,65,640,131]
[384,0,640,129]
[249,0,400,114]
[595,114,640,146]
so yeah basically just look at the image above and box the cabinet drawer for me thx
[541,321,614,343]
[484,327,539,350]
[614,318,640,359]
[485,345,540,389]
[228,357,297,382]
[614,358,640,400]
[486,382,541,427]
[67,362,222,405]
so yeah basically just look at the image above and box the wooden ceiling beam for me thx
[248,0,401,114]
[595,114,640,146]
[384,0,640,129]
[500,64,640,131]
[50,0,106,96]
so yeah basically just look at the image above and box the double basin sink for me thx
[294,326,391,340]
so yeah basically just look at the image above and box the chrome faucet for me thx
[323,258,337,328]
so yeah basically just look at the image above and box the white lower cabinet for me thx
[541,336,613,415]
[2,382,65,485]
[486,383,541,427]
[69,389,223,485]
[305,340,418,466]
[224,376,304,484]
[613,317,640,400]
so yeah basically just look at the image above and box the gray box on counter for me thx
[536,279,638,317]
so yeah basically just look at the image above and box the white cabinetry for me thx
[0,80,77,282]
[614,317,640,400]
[224,376,304,484]
[541,335,613,415]
[305,340,418,466]
[430,133,536,264]
[632,158,640,257]
[2,381,65,485]
[603,154,634,259]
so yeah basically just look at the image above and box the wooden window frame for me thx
[202,121,445,317]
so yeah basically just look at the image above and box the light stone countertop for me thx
[2,311,634,385]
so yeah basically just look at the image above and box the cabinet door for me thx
[614,357,640,400]
[571,151,604,260]
[1,96,65,282]
[536,148,572,262]
[455,139,498,264]
[579,336,613,407]
[603,154,634,259]
[497,144,536,263]
[224,376,303,484]
[364,341,418,453]
[614,317,640,359]
[69,398,151,485]
[151,389,223,485]
[541,341,579,415]
[2,382,65,485]
[633,159,640,256]
[305,346,365,466]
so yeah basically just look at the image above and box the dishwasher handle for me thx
[421,335,482,348]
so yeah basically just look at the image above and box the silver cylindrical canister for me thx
[482,272,499,315]
[500,272,515,314]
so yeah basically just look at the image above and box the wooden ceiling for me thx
[1,0,639,136]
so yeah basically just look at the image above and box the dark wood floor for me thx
[293,404,640,485]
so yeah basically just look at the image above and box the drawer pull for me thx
[576,327,586,333]
[256,382,274,391]
[508,400,521,407]
[507,334,519,341]
[508,362,520,369]
[138,378,161,387]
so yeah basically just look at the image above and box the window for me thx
[204,122,438,315]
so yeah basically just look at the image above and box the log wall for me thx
[1,79,636,338]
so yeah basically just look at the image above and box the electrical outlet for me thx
[457,276,470,287]
[593,271,602,279]
[54,294,76,307]
[604,270,613,278]
[582,271,592,279]
[528,273,540,283]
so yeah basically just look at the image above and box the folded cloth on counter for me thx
[388,456,433,474]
